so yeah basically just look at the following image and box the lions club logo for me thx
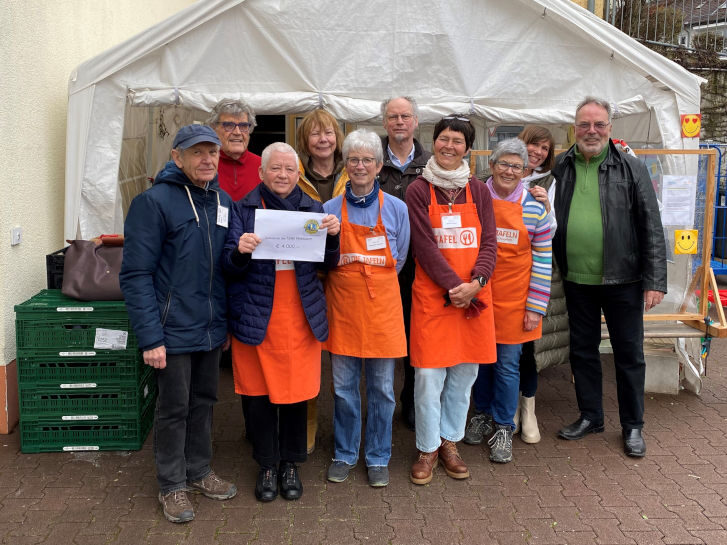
[304,219,320,234]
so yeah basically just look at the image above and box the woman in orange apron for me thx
[406,116,498,485]
[322,129,410,488]
[223,142,341,503]
[469,138,552,464]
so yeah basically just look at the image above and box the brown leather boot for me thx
[438,439,469,479]
[410,450,438,485]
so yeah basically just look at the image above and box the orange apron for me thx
[410,183,496,367]
[490,198,542,345]
[231,262,321,404]
[325,191,406,358]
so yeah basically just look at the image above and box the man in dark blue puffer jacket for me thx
[120,124,237,524]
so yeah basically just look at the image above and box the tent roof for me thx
[65,0,706,238]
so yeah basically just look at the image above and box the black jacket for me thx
[378,136,432,203]
[552,140,667,293]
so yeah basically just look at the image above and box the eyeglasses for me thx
[494,161,524,174]
[386,114,414,122]
[444,115,470,122]
[575,121,610,132]
[218,121,252,133]
[346,157,377,167]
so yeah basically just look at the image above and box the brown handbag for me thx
[61,236,124,301]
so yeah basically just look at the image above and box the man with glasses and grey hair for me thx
[552,96,666,458]
[378,96,432,431]
[208,98,262,202]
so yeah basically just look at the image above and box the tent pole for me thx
[588,0,595,13]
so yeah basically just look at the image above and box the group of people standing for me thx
[120,95,666,524]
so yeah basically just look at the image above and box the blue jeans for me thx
[472,343,523,429]
[331,354,395,467]
[414,364,479,453]
[154,348,221,494]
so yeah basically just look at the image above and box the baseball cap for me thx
[172,124,221,150]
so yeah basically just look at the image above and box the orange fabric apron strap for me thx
[231,268,321,404]
[325,191,407,358]
[409,181,496,368]
[490,198,542,344]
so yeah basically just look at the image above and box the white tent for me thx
[65,0,706,240]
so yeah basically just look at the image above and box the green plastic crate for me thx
[15,289,137,352]
[20,399,155,453]
[18,366,155,420]
[16,349,146,387]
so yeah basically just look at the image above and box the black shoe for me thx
[623,429,646,457]
[401,402,415,432]
[558,417,604,440]
[254,466,278,502]
[279,462,303,500]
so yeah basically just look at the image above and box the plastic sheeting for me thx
[65,0,705,239]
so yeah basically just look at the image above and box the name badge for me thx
[441,213,462,229]
[366,236,387,251]
[497,227,519,245]
[217,205,229,228]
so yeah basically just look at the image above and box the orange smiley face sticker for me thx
[675,229,698,254]
[681,114,701,138]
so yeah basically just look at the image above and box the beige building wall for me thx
[0,0,196,365]
[570,0,607,18]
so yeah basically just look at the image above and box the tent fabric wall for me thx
[65,0,705,240]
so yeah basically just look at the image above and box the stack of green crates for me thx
[14,289,156,453]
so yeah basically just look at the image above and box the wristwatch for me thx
[473,275,487,287]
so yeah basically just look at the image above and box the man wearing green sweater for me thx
[552,97,666,458]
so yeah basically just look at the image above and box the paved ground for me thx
[1,339,727,545]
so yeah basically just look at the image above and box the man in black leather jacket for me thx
[552,97,666,458]
[379,97,432,430]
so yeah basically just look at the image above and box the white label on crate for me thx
[62,415,99,421]
[94,328,128,350]
[56,307,94,312]
[63,446,100,451]
[60,383,97,389]
[59,351,96,357]
[143,385,149,398]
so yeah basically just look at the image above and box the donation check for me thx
[251,209,328,262]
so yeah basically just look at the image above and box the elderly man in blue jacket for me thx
[120,124,237,524]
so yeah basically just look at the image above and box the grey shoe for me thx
[327,460,355,483]
[488,424,513,463]
[463,412,493,445]
[188,470,237,500]
[367,466,389,487]
[158,489,194,523]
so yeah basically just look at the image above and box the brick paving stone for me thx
[692,529,727,545]
[120,494,160,521]
[532,485,576,507]
[0,497,40,523]
[522,518,568,544]
[581,517,634,544]
[43,522,89,544]
[632,495,680,519]
[620,530,666,545]
[386,498,422,520]
[252,517,290,544]
[546,506,593,532]
[2,536,44,545]
[559,475,598,497]
[290,506,325,533]
[483,505,526,533]
[219,506,257,533]
[7,508,61,537]
[648,518,705,544]
[513,499,552,520]
[322,499,356,520]
[667,503,725,530]
[291,531,327,545]
[687,493,727,517]
[488,530,529,544]
[602,506,655,532]
[556,529,598,544]
[444,496,487,519]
